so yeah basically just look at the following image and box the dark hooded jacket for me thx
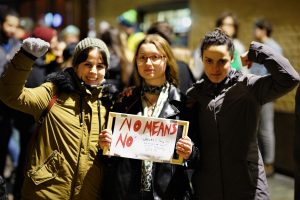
[187,41,300,200]
[294,86,300,199]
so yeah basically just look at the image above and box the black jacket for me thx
[100,84,193,200]
[187,41,300,200]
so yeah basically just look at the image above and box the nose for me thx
[211,64,220,73]
[145,57,152,64]
[90,65,97,73]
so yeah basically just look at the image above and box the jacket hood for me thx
[45,68,77,93]
[45,68,118,103]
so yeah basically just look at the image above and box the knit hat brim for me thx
[72,37,110,68]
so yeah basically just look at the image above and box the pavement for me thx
[268,173,294,200]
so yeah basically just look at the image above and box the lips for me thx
[144,68,155,73]
[86,77,97,81]
[211,74,221,76]
[84,77,99,85]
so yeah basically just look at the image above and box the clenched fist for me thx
[22,37,50,58]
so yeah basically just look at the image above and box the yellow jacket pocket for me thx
[28,150,64,185]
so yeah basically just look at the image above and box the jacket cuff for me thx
[20,48,38,60]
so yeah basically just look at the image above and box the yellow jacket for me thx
[0,49,110,199]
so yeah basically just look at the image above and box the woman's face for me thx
[136,43,167,86]
[75,48,106,86]
[202,44,232,83]
[2,15,19,38]
[220,16,235,38]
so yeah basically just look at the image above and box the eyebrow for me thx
[84,60,105,65]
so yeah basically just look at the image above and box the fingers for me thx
[176,137,192,160]
[98,129,112,149]
[240,51,248,66]
[121,86,134,97]
[240,51,254,69]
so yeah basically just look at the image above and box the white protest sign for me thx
[103,112,189,165]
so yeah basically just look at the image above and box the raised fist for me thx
[22,37,50,58]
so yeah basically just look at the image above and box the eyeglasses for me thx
[136,55,165,64]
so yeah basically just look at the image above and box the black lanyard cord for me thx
[97,99,102,132]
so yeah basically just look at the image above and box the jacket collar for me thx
[45,68,102,97]
[188,69,242,98]
[159,85,181,118]
[125,84,182,118]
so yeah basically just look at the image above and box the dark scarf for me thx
[142,82,167,95]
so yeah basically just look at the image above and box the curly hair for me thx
[200,28,235,58]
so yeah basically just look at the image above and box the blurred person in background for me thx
[29,26,59,82]
[190,43,204,81]
[216,11,246,71]
[147,21,195,93]
[45,40,67,74]
[60,42,77,70]
[0,175,7,200]
[117,9,145,62]
[15,17,34,41]
[249,18,283,177]
[0,8,21,74]
[99,25,132,92]
[0,8,21,195]
[60,24,80,45]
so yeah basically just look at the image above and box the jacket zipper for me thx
[214,94,225,199]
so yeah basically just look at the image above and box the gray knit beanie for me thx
[72,37,110,68]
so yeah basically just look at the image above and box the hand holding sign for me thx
[176,137,192,160]
[98,129,112,150]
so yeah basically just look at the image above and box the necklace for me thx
[143,95,157,117]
